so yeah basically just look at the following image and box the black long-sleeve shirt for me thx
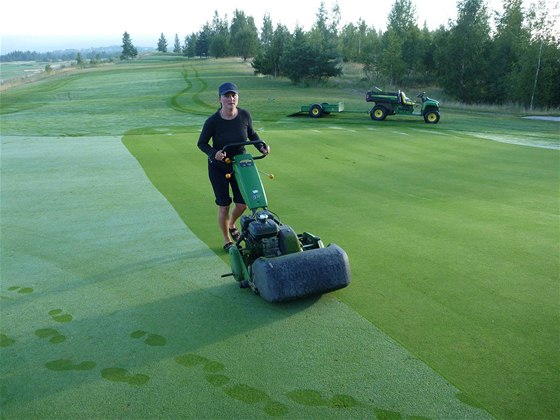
[197,108,265,169]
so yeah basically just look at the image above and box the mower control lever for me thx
[221,140,268,161]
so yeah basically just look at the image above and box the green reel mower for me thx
[221,141,350,303]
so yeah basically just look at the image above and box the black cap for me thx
[219,82,238,96]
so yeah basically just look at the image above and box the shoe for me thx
[229,227,240,241]
[223,242,233,252]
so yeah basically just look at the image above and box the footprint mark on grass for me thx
[101,367,149,386]
[224,383,289,417]
[48,309,73,323]
[38,324,151,387]
[175,353,230,388]
[8,286,34,294]
[175,353,289,417]
[45,359,96,371]
[206,374,230,387]
[130,330,166,346]
[35,328,66,344]
[286,389,413,418]
[0,333,16,347]
[175,353,225,372]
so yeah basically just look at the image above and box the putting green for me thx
[1,135,491,418]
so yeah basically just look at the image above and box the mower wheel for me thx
[229,246,249,283]
[309,104,324,118]
[370,105,387,121]
[424,110,440,124]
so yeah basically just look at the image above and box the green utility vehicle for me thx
[366,88,441,123]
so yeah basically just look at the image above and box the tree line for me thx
[2,0,558,108]
[1,48,120,63]
[144,0,559,108]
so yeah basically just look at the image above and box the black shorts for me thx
[208,163,245,206]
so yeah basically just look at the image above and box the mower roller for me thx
[221,141,350,303]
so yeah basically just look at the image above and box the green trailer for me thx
[300,102,345,118]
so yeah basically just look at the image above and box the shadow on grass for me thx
[2,273,319,407]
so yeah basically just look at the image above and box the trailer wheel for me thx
[309,104,324,118]
[370,105,387,121]
[424,110,440,124]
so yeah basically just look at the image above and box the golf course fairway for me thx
[1,57,558,419]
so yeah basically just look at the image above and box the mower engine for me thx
[242,211,280,259]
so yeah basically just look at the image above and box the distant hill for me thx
[1,45,155,62]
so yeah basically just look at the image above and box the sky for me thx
[1,0,515,53]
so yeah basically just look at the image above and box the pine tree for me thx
[173,34,181,53]
[230,10,260,61]
[252,23,290,77]
[157,33,168,52]
[120,32,138,60]
[209,11,229,58]
[260,14,274,48]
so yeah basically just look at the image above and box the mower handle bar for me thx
[221,140,267,160]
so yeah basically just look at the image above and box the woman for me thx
[197,82,270,251]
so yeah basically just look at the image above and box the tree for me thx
[209,11,230,58]
[305,1,343,83]
[196,24,211,57]
[76,52,84,67]
[280,27,314,84]
[381,0,419,84]
[523,0,560,108]
[432,24,451,82]
[308,1,340,47]
[487,0,529,103]
[339,23,358,62]
[120,31,138,60]
[281,25,342,85]
[438,0,491,103]
[339,19,373,63]
[183,34,198,57]
[255,2,343,83]
[252,23,291,77]
[157,33,168,52]
[173,34,182,53]
[416,23,436,82]
[361,24,382,82]
[260,13,274,48]
[230,10,260,61]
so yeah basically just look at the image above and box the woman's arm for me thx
[197,118,216,160]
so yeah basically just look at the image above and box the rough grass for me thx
[2,57,559,419]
